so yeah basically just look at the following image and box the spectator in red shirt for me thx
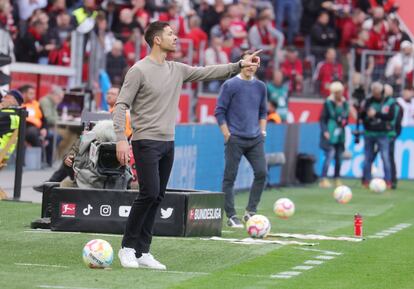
[131,0,150,29]
[313,48,343,97]
[365,7,389,80]
[158,2,187,38]
[340,8,366,49]
[123,32,147,67]
[228,4,248,48]
[281,46,303,94]
[183,15,208,63]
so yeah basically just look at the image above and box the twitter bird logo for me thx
[160,208,173,219]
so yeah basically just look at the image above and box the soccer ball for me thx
[369,178,387,193]
[273,198,295,219]
[246,215,271,238]
[333,185,352,204]
[82,239,114,268]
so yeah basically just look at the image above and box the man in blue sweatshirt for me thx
[215,50,268,228]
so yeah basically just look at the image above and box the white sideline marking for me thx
[277,271,302,276]
[304,260,324,265]
[159,270,209,276]
[15,263,69,268]
[271,274,292,279]
[292,265,313,270]
[367,235,384,239]
[315,255,335,260]
[296,247,342,255]
[383,230,399,233]
[367,223,412,239]
[36,285,103,289]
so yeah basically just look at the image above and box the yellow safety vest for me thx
[0,109,20,161]
[72,7,97,25]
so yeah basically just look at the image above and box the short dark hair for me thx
[240,50,253,60]
[144,21,171,48]
[18,84,35,94]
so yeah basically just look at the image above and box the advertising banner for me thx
[50,188,224,236]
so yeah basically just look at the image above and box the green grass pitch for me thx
[1,180,414,289]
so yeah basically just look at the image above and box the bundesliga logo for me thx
[189,208,221,221]
[60,203,76,218]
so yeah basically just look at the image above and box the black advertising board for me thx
[50,187,223,237]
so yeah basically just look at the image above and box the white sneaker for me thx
[118,247,139,268]
[137,253,167,270]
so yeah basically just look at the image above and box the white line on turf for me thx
[304,260,324,265]
[271,275,292,279]
[15,263,69,268]
[367,223,412,239]
[315,255,335,260]
[295,247,342,255]
[292,265,314,270]
[36,285,103,289]
[277,271,302,276]
[158,270,209,276]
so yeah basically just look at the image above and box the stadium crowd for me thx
[0,0,410,94]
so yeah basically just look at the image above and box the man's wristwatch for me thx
[262,130,267,137]
[238,60,244,69]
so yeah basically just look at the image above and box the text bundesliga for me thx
[189,208,222,220]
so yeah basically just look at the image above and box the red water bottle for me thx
[354,213,363,237]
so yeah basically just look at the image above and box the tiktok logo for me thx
[82,204,93,216]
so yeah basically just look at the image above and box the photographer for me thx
[384,85,403,189]
[319,82,349,188]
[360,82,395,188]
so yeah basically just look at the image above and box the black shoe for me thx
[243,211,256,223]
[30,217,51,229]
[391,183,397,190]
[32,184,44,193]
[227,216,244,228]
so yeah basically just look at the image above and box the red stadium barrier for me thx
[178,94,190,123]
[10,72,69,99]
[288,98,323,123]
[195,94,217,123]
[195,94,324,123]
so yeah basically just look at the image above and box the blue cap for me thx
[6,89,24,105]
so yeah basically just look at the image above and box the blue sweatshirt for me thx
[215,75,267,138]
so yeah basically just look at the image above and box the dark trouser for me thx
[49,162,74,182]
[222,135,267,218]
[25,125,42,147]
[122,140,174,256]
[390,138,397,186]
[321,143,344,178]
[363,135,391,182]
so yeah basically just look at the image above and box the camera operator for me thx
[360,82,395,189]
[319,82,349,188]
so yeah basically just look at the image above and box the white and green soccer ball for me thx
[246,214,271,238]
[273,198,295,219]
[369,178,387,193]
[82,239,113,268]
[333,185,352,204]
